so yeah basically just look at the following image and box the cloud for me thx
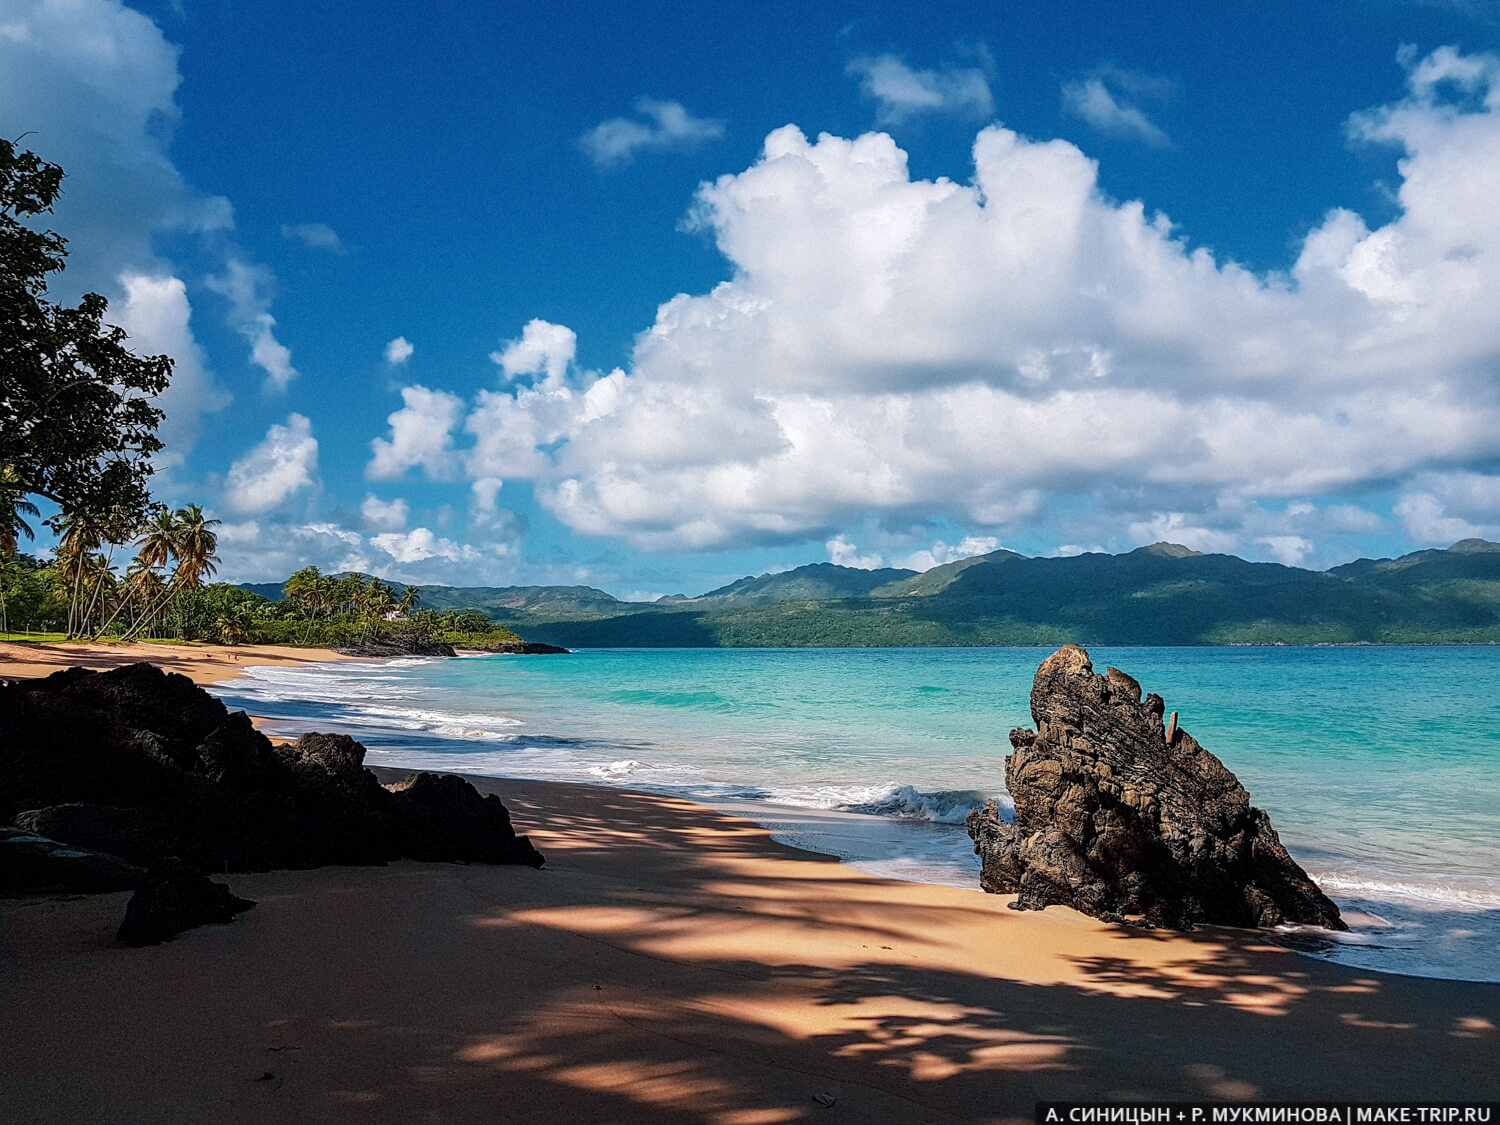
[1062,66,1172,147]
[385,46,1500,565]
[384,336,415,366]
[367,385,464,480]
[281,222,345,253]
[826,535,885,569]
[205,260,298,392]
[845,53,994,126]
[223,414,319,515]
[579,98,725,168]
[370,527,482,566]
[896,536,1002,572]
[214,516,519,586]
[0,0,232,296]
[468,476,524,539]
[360,493,409,532]
[1395,470,1500,543]
[1257,535,1315,566]
[491,318,577,387]
[114,273,230,469]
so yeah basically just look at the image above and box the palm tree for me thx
[0,466,40,636]
[120,504,221,641]
[77,505,135,638]
[170,504,220,591]
[54,512,103,638]
[135,506,178,572]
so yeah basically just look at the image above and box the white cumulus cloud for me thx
[579,98,725,168]
[826,535,886,570]
[0,0,232,296]
[393,46,1500,563]
[223,414,319,515]
[491,318,578,387]
[384,336,414,365]
[360,493,410,532]
[114,273,230,469]
[896,536,1002,572]
[367,385,465,480]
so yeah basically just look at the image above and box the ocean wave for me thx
[766,783,1005,825]
[588,759,645,779]
[1310,871,1500,911]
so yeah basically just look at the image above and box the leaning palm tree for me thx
[120,504,222,641]
[76,505,136,638]
[54,512,103,638]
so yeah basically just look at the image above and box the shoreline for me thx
[0,638,357,688]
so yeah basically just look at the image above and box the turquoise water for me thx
[220,646,1500,983]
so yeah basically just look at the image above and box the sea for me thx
[217,645,1500,985]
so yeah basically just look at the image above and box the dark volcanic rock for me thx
[486,642,570,655]
[387,772,546,867]
[966,645,1344,931]
[116,861,255,946]
[13,804,186,868]
[0,827,146,895]
[0,662,545,890]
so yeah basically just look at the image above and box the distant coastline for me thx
[235,538,1500,648]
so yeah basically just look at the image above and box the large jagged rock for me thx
[0,663,546,939]
[966,645,1345,931]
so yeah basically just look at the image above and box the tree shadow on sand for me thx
[252,784,1500,1124]
[7,782,1497,1125]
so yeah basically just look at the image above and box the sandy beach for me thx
[0,638,354,688]
[2,643,1499,1121]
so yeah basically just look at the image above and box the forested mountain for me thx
[238,540,1500,647]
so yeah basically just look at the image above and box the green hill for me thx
[239,540,1500,647]
[687,562,919,606]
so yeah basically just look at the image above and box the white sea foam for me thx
[762,782,1006,824]
[1310,871,1500,911]
[589,759,645,779]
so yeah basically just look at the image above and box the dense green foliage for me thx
[1,140,172,525]
[0,556,522,648]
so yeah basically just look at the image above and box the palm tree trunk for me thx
[81,543,117,638]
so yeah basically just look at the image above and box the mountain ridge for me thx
[235,539,1500,646]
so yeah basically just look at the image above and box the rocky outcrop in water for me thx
[966,645,1344,931]
[0,663,545,937]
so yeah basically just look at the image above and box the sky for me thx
[4,0,1500,598]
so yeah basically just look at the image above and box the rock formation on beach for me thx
[967,645,1345,931]
[0,663,545,942]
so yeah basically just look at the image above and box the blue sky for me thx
[5,0,1500,596]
